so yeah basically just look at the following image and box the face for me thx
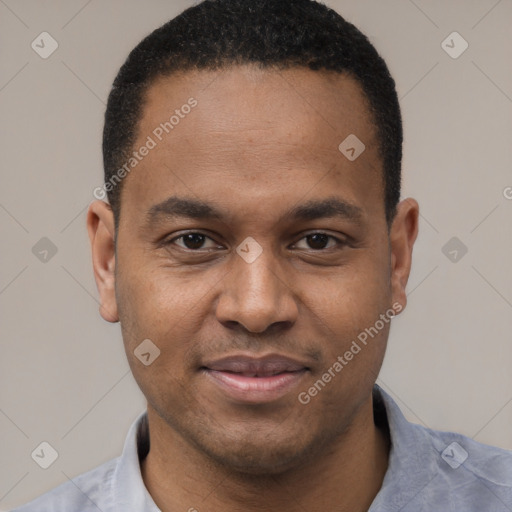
[88,66,418,474]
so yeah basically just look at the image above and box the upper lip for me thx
[202,354,309,376]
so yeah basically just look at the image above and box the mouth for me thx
[200,354,310,404]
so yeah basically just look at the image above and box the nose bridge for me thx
[216,242,297,333]
[240,250,280,300]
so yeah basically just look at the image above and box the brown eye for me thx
[293,232,342,251]
[306,233,330,249]
[181,233,206,249]
[170,233,220,250]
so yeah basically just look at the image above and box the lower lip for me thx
[202,369,307,404]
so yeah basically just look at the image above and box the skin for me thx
[87,66,419,512]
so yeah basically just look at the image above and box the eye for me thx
[170,233,221,250]
[293,233,342,250]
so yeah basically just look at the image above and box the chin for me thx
[206,445,307,476]
[190,427,324,476]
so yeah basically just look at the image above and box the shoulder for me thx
[421,422,512,481]
[374,386,512,511]
[11,457,118,512]
[416,423,512,509]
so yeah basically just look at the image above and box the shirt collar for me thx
[369,384,439,511]
[112,411,160,512]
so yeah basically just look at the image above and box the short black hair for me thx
[103,0,402,228]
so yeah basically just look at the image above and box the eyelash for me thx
[164,231,347,252]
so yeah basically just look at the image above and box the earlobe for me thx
[389,198,419,312]
[87,200,119,323]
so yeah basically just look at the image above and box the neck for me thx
[141,395,390,512]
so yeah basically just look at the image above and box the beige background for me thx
[1,0,511,509]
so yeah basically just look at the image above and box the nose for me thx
[215,247,299,334]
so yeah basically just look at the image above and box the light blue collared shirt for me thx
[12,385,512,511]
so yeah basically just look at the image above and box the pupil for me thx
[308,234,328,249]
[184,234,205,249]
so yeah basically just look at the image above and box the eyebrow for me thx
[284,197,363,224]
[146,196,224,225]
[145,195,363,226]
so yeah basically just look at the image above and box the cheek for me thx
[302,253,391,358]
[115,258,221,370]
[301,274,392,412]
[316,256,389,316]
[115,268,197,407]
[119,277,182,341]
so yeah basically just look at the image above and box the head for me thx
[88,0,418,475]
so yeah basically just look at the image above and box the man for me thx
[14,0,512,510]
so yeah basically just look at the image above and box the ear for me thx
[389,198,419,312]
[87,200,119,323]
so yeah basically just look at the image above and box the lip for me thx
[201,354,310,404]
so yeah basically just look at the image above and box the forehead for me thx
[120,65,383,225]
[141,65,377,146]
